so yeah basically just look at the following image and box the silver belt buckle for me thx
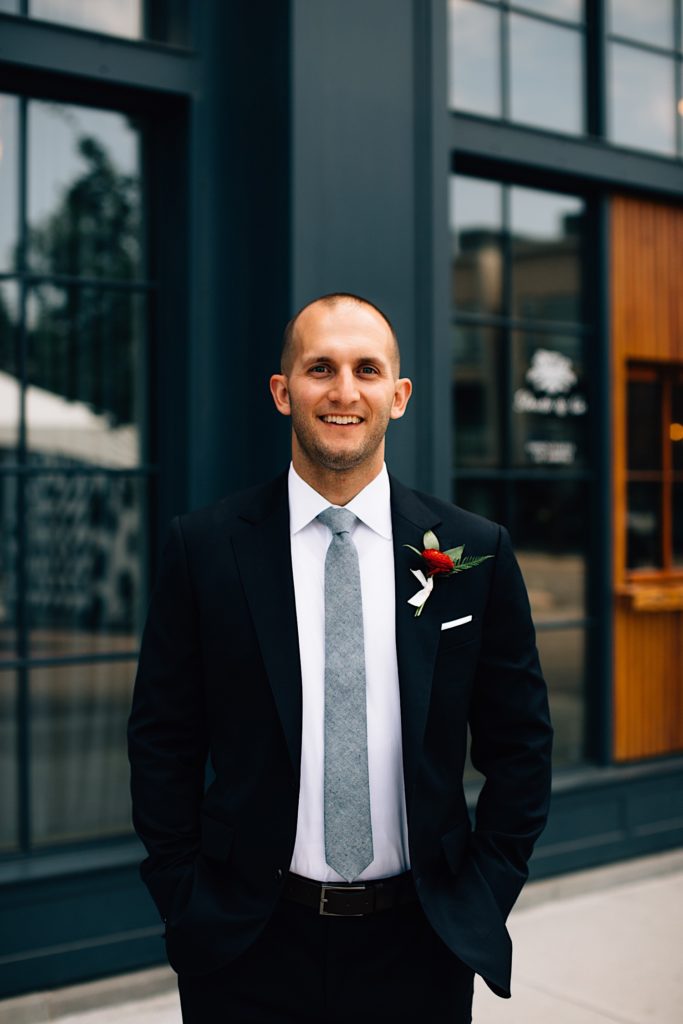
[319,883,367,916]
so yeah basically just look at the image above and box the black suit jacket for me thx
[127,471,552,998]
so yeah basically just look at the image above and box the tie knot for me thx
[317,506,356,536]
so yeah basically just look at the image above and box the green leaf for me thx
[443,545,464,565]
[422,530,440,551]
[403,544,422,556]
[450,554,493,573]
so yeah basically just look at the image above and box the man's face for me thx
[270,301,411,476]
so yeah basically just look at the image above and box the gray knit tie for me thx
[317,506,374,881]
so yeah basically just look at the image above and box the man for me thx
[128,293,553,1022]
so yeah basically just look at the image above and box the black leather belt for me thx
[284,871,416,917]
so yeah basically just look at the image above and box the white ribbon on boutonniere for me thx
[407,569,434,613]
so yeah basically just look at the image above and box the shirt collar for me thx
[288,463,392,540]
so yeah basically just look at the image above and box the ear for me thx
[269,374,291,416]
[390,377,412,420]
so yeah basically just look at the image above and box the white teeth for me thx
[321,415,362,425]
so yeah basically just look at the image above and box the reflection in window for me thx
[28,102,142,280]
[608,0,674,49]
[535,628,585,765]
[30,660,137,844]
[29,0,141,40]
[609,44,676,156]
[450,176,503,315]
[1,93,151,852]
[453,326,502,467]
[448,0,585,137]
[448,0,501,118]
[626,363,683,573]
[25,475,145,658]
[511,187,584,323]
[0,672,17,851]
[25,287,144,467]
[509,13,583,134]
[0,96,19,272]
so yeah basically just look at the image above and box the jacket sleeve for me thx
[127,516,207,920]
[467,524,553,922]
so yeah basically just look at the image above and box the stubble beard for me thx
[290,406,390,473]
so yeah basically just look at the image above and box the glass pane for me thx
[609,44,676,156]
[509,14,583,134]
[0,474,18,661]
[453,326,502,467]
[26,474,147,658]
[511,187,584,323]
[671,379,683,471]
[448,0,501,117]
[537,627,584,767]
[450,176,503,315]
[29,0,142,39]
[673,483,683,567]
[26,286,145,467]
[0,281,20,453]
[627,482,662,569]
[454,479,504,525]
[628,378,662,470]
[609,0,674,49]
[0,0,20,11]
[515,0,583,21]
[0,95,19,272]
[512,333,588,468]
[27,100,143,280]
[30,659,136,844]
[0,671,18,851]
[513,481,586,621]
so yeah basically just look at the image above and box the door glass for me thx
[608,0,674,49]
[628,379,662,470]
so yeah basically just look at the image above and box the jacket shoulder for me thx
[391,476,502,547]
[173,472,288,541]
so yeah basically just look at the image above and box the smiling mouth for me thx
[319,415,364,425]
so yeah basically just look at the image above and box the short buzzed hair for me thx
[280,292,400,375]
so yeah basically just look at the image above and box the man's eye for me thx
[359,366,378,375]
[311,365,329,374]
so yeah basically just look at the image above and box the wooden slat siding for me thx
[610,196,683,761]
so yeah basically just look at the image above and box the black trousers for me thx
[178,892,474,1023]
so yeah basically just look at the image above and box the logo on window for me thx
[525,349,577,396]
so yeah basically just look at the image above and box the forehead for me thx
[292,301,395,362]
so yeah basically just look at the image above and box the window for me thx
[607,0,683,157]
[448,0,585,135]
[451,173,591,768]
[0,95,152,852]
[626,363,683,573]
[0,0,188,44]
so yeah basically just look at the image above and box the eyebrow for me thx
[305,355,386,366]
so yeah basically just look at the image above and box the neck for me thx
[292,450,384,506]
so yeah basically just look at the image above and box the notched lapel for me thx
[231,477,302,779]
[390,478,443,813]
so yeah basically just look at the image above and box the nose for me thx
[329,367,360,405]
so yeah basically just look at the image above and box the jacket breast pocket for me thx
[438,617,480,654]
[200,810,235,863]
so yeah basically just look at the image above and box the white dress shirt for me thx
[288,462,410,882]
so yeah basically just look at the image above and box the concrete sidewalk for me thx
[3,849,682,1023]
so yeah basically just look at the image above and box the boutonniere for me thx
[404,530,493,617]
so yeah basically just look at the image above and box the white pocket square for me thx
[441,615,473,631]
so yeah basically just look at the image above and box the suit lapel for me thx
[390,476,443,815]
[231,473,302,780]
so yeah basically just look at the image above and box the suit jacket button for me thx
[276,868,284,880]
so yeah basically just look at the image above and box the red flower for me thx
[421,549,454,576]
